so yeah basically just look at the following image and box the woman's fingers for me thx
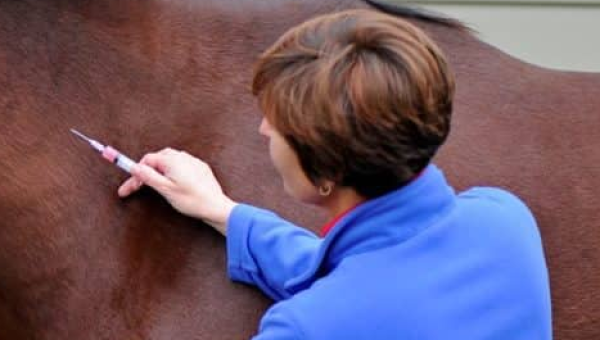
[118,176,143,197]
[118,149,176,198]
[138,151,173,175]
[131,163,173,193]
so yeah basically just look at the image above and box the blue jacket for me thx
[227,165,552,339]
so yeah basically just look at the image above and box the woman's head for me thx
[252,9,454,200]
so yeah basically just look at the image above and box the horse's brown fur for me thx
[0,0,598,339]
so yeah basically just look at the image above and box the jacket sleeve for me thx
[226,204,322,301]
[251,304,302,340]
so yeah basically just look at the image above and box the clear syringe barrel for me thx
[102,146,136,173]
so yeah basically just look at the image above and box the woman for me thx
[118,9,552,340]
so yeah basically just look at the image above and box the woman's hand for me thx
[118,148,236,235]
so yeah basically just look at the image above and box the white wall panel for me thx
[398,1,600,72]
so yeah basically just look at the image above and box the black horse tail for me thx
[363,0,467,30]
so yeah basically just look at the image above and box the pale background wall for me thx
[396,0,600,72]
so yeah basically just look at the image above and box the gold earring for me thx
[319,183,333,197]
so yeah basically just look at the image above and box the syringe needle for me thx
[70,128,88,141]
[70,128,104,152]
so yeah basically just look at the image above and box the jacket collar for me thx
[284,164,456,293]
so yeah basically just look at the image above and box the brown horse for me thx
[0,0,598,339]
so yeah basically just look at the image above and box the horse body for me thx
[0,0,598,339]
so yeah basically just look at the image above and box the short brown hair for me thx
[252,9,454,198]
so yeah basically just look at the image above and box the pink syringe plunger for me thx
[70,129,137,173]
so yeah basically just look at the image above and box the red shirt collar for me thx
[320,204,359,238]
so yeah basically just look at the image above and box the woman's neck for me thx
[324,187,366,219]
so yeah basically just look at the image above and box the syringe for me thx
[70,128,137,173]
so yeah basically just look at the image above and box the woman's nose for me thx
[259,118,271,137]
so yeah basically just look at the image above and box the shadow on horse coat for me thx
[0,0,598,338]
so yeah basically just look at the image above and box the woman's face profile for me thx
[258,118,322,204]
